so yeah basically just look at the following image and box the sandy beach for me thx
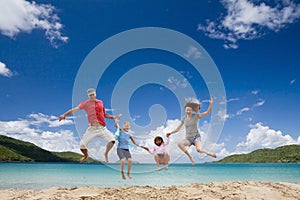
[1,181,299,200]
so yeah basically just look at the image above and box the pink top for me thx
[78,99,106,126]
[148,137,169,155]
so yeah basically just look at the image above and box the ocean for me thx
[0,163,299,190]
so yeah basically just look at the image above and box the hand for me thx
[58,115,65,122]
[166,133,172,137]
[115,114,122,120]
[209,97,213,104]
[141,146,149,151]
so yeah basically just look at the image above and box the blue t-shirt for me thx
[117,130,131,149]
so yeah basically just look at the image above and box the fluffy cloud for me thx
[184,46,202,59]
[235,123,299,153]
[0,61,14,77]
[0,0,68,47]
[167,76,188,90]
[198,0,300,49]
[28,113,73,127]
[0,113,78,152]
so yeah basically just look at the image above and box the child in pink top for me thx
[141,135,170,171]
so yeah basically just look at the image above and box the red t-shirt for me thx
[78,99,106,126]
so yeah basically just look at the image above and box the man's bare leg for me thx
[104,141,115,163]
[80,148,88,162]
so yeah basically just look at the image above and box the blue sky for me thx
[0,0,299,163]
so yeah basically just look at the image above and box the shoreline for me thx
[2,181,300,200]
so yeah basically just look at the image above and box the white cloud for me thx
[198,0,300,49]
[0,61,14,77]
[236,107,250,115]
[167,76,188,90]
[252,90,259,95]
[28,113,73,127]
[0,113,78,152]
[227,98,240,103]
[0,0,68,47]
[231,98,265,118]
[132,115,141,122]
[216,109,230,121]
[290,79,296,85]
[184,46,202,59]
[253,99,265,107]
[235,123,299,154]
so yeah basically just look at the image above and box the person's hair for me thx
[185,101,200,112]
[154,136,164,146]
[123,121,130,126]
[185,98,200,112]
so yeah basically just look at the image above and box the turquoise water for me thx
[0,163,299,190]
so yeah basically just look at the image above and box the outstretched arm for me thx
[141,146,150,152]
[59,107,80,121]
[197,97,213,118]
[130,136,139,147]
[114,116,122,128]
[166,121,184,137]
[105,113,122,120]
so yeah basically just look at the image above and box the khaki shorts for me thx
[80,125,116,149]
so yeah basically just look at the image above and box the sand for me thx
[1,181,300,200]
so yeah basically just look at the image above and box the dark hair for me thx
[154,136,164,146]
[185,102,200,112]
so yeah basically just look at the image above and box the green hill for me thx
[215,145,300,163]
[0,135,97,162]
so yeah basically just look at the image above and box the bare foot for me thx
[122,172,126,180]
[79,156,88,163]
[127,173,132,179]
[104,153,109,163]
[188,155,195,165]
[165,165,169,170]
[157,165,161,171]
[208,153,217,158]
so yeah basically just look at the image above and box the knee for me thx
[196,148,201,153]
[120,158,126,163]
[178,143,184,148]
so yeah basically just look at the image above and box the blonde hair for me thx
[123,121,130,126]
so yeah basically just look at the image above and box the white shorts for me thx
[80,125,116,149]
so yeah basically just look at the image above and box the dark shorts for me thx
[187,136,201,146]
[117,148,132,160]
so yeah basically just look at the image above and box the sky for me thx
[0,0,300,164]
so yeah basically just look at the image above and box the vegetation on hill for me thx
[0,135,97,162]
[215,145,300,163]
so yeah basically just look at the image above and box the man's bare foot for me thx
[104,153,109,163]
[127,173,132,179]
[165,165,169,170]
[121,172,126,180]
[80,156,88,163]
[157,165,161,171]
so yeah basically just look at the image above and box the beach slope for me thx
[2,181,300,200]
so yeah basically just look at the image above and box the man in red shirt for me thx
[59,88,121,163]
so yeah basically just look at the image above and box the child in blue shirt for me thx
[114,119,139,180]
